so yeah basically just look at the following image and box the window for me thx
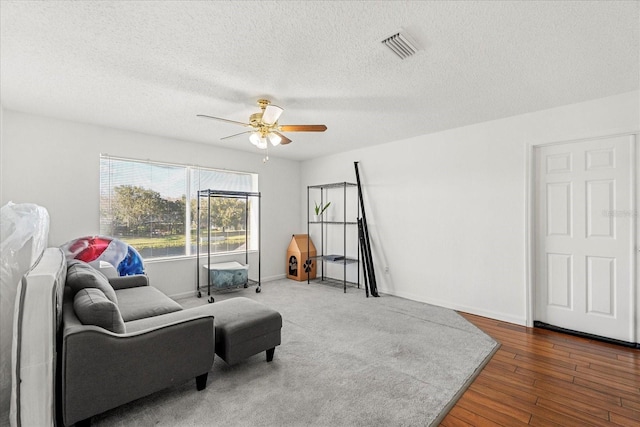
[100,155,258,259]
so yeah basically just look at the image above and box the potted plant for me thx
[313,201,331,222]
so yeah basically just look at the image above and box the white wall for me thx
[0,109,301,297]
[2,91,638,331]
[301,91,640,327]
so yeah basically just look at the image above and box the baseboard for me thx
[380,288,527,326]
[169,289,199,299]
[534,321,639,349]
[168,274,286,300]
[453,305,526,327]
[261,273,286,282]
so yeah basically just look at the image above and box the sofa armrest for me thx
[61,301,215,426]
[108,274,149,290]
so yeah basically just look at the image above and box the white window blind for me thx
[100,155,257,259]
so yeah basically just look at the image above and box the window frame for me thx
[100,154,259,261]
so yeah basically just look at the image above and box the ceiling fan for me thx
[198,99,327,150]
[198,99,327,149]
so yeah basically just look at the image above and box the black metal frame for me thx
[196,189,261,300]
[306,182,360,293]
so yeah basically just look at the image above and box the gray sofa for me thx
[60,260,281,426]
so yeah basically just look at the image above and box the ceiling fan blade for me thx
[279,124,327,132]
[221,130,252,140]
[272,131,292,145]
[262,104,284,125]
[197,114,251,127]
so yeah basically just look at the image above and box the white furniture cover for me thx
[0,202,49,425]
[10,248,66,426]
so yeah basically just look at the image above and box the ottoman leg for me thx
[266,347,275,362]
[196,373,208,391]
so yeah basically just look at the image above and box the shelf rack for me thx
[307,182,360,292]
[196,189,261,301]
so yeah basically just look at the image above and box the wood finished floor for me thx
[440,313,640,427]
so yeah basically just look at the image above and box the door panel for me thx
[586,256,615,316]
[547,183,572,236]
[586,180,614,238]
[547,253,572,308]
[535,135,635,342]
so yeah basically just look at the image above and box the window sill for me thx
[144,249,259,264]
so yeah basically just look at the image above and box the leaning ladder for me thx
[354,162,379,297]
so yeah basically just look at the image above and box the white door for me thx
[534,135,636,343]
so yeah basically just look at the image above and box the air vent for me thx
[381,31,418,60]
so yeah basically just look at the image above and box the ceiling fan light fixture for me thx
[262,104,284,125]
[250,132,273,149]
[268,133,282,146]
[249,133,265,148]
[199,98,327,151]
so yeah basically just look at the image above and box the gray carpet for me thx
[91,279,498,426]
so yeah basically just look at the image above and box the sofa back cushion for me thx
[66,259,118,304]
[73,288,125,333]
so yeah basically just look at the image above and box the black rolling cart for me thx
[196,189,261,303]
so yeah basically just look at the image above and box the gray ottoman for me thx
[210,297,282,365]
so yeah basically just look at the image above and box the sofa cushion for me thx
[116,286,182,322]
[66,259,118,304]
[73,288,126,333]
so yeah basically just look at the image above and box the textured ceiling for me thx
[1,1,638,161]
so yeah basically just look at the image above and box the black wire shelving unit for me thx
[307,182,360,293]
